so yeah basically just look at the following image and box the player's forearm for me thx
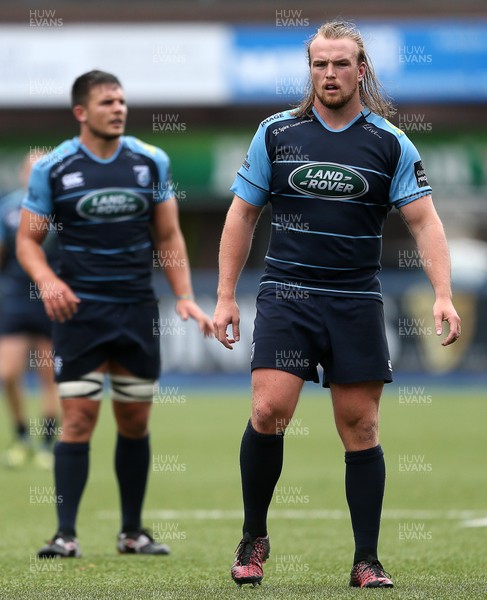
[217,206,257,300]
[16,235,56,286]
[413,221,453,300]
[156,230,194,299]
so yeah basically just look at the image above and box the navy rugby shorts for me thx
[52,299,161,382]
[0,297,52,338]
[250,286,393,387]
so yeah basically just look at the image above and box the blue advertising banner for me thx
[229,19,487,103]
[1,19,486,106]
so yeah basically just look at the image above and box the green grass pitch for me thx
[0,383,485,599]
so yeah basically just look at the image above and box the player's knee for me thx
[252,404,289,434]
[61,408,97,440]
[110,374,153,437]
[339,415,378,445]
[118,420,148,439]
[116,408,149,438]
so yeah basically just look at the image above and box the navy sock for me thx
[345,444,385,564]
[16,422,28,438]
[115,433,150,533]
[54,441,89,537]
[43,416,57,446]
[240,419,284,538]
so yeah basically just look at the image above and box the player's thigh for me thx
[251,368,304,433]
[109,360,153,438]
[0,335,30,380]
[330,380,384,423]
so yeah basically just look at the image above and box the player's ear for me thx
[358,62,366,82]
[72,104,87,123]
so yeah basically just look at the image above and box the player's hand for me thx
[433,298,461,346]
[213,298,240,350]
[36,276,81,323]
[176,299,214,337]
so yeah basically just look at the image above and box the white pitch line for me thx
[459,517,487,528]
[96,509,487,521]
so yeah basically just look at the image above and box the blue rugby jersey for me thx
[23,137,173,303]
[231,108,432,300]
[0,188,58,304]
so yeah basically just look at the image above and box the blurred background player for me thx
[0,152,59,469]
[17,70,213,558]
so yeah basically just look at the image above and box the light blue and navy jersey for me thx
[0,188,58,303]
[231,108,432,300]
[23,136,173,303]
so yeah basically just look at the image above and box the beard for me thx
[87,123,124,141]
[314,80,359,111]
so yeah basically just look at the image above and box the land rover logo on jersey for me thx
[288,163,369,200]
[76,189,148,222]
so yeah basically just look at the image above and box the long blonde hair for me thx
[293,21,395,119]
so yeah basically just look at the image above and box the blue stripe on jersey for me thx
[64,241,151,255]
[259,280,382,298]
[75,292,141,303]
[266,255,357,270]
[341,164,391,179]
[72,274,138,282]
[236,172,270,194]
[271,223,381,239]
[69,217,150,226]
[270,191,384,207]
[55,187,154,202]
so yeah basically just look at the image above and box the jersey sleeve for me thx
[22,158,54,217]
[230,123,272,207]
[0,198,7,243]
[389,135,432,208]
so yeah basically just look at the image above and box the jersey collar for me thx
[311,107,368,132]
[76,137,125,164]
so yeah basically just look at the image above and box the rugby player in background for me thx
[0,152,59,470]
[214,21,460,589]
[17,70,213,558]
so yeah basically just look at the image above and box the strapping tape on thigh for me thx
[110,375,155,402]
[57,372,104,400]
